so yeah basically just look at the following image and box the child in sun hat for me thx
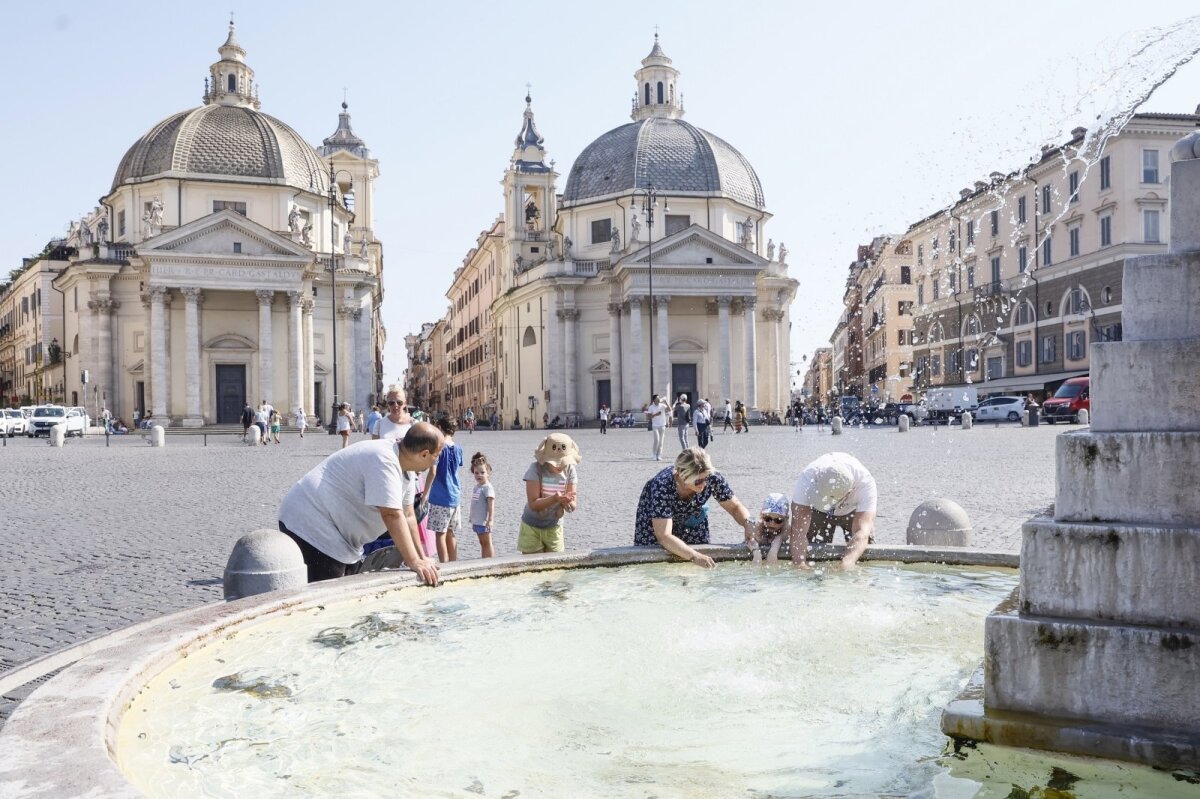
[518,433,581,554]
[747,492,792,564]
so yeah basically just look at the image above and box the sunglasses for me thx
[762,514,787,524]
[692,475,710,487]
[386,400,404,407]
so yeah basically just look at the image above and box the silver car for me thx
[974,395,1027,422]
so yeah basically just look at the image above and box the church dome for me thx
[110,22,330,195]
[563,117,765,208]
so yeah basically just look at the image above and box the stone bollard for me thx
[898,414,910,432]
[223,529,307,600]
[960,412,973,430]
[831,415,843,435]
[1077,408,1090,425]
[247,425,262,446]
[150,424,165,447]
[906,499,973,547]
[1021,410,1029,426]
[49,424,66,448]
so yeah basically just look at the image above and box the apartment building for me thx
[444,219,503,421]
[858,236,918,400]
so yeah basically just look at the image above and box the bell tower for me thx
[631,34,683,121]
[502,92,558,270]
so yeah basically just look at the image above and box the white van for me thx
[923,387,979,425]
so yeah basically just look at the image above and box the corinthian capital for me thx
[255,290,275,306]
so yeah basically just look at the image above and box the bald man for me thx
[787,452,877,570]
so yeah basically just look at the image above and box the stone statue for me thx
[547,236,557,260]
[778,241,788,266]
[631,213,642,243]
[79,221,93,246]
[343,227,353,255]
[288,204,302,237]
[767,238,775,261]
[739,216,754,249]
[359,236,369,259]
[525,199,540,228]
[146,197,164,228]
[301,222,313,248]
[515,254,524,272]
[610,226,621,254]
[97,217,109,242]
[563,236,573,259]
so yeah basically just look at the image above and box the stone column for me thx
[655,295,671,395]
[545,291,561,418]
[302,298,315,413]
[608,302,623,412]
[288,291,304,418]
[149,286,169,418]
[718,295,733,402]
[744,298,758,408]
[338,305,356,408]
[776,309,789,409]
[88,298,118,416]
[256,290,274,406]
[182,287,204,426]
[628,297,645,406]
[560,307,579,415]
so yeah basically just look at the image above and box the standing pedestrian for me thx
[365,404,382,438]
[295,406,308,438]
[240,402,254,441]
[336,403,353,448]
[490,410,500,431]
[269,408,282,444]
[464,407,476,434]
[427,416,464,562]
[722,399,734,433]
[673,394,692,449]
[646,394,668,461]
[469,452,496,558]
[598,404,609,435]
[519,433,581,554]
[373,386,414,441]
[254,402,270,444]
[692,399,711,448]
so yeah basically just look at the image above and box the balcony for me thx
[524,231,545,242]
[973,281,1006,301]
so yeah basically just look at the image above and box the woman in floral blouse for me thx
[633,447,755,568]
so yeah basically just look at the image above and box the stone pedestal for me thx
[223,529,306,600]
[943,141,1200,770]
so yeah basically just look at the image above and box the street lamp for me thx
[528,395,537,430]
[326,158,354,432]
[630,187,668,399]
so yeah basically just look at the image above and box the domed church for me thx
[53,22,382,425]
[491,36,798,422]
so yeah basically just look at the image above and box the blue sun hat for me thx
[760,492,791,518]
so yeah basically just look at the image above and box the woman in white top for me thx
[295,407,308,438]
[336,403,353,448]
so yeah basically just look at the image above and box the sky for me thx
[4,1,1200,388]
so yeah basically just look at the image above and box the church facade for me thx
[421,37,798,425]
[50,23,383,426]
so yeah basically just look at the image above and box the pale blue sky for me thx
[4,1,1200,386]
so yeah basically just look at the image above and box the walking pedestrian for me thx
[295,407,307,438]
[240,402,254,441]
[336,403,353,448]
[673,394,692,449]
[722,399,734,433]
[464,407,476,434]
[598,404,609,434]
[269,408,282,444]
[646,394,668,461]
[692,399,711,448]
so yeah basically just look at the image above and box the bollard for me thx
[223,529,307,600]
[898,414,910,432]
[961,412,973,430]
[1021,410,1029,426]
[247,425,262,446]
[1077,408,1090,425]
[49,424,66,448]
[150,424,165,447]
[831,415,843,435]
[906,499,973,546]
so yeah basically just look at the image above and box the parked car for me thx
[3,408,27,436]
[1042,376,1090,424]
[27,405,70,437]
[974,395,1027,422]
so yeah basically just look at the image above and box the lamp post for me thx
[528,395,537,430]
[629,187,668,399]
[326,158,354,432]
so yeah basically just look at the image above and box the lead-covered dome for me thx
[111,105,330,193]
[563,117,765,208]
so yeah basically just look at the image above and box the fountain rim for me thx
[0,543,1018,798]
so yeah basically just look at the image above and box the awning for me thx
[939,370,1087,393]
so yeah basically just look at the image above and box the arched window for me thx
[657,81,664,103]
[522,326,537,347]
[227,74,237,92]
[1015,302,1035,326]
[928,323,944,343]
[964,315,981,337]
[644,83,650,106]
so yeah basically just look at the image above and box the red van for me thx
[1041,376,1090,424]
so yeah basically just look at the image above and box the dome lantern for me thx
[203,20,260,110]
[632,34,683,122]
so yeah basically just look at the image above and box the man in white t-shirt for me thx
[787,452,878,570]
[646,394,669,461]
[278,422,443,585]
[372,385,414,441]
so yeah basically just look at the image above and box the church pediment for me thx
[139,209,314,260]
[623,225,764,269]
[205,333,255,351]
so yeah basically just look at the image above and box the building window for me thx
[1017,196,1027,224]
[590,218,612,245]
[1067,331,1087,361]
[1018,245,1028,273]
[966,220,975,246]
[1041,184,1051,216]
[949,231,957,253]
[118,210,126,237]
[1100,215,1112,247]
[1069,288,1085,315]
[932,278,940,301]
[917,282,925,306]
[967,264,975,289]
[1069,226,1080,257]
[932,237,940,259]
[949,269,957,293]
[897,330,906,346]
[917,244,924,265]
[1143,149,1160,183]
[213,201,247,215]
[931,354,941,376]
[1100,155,1111,191]
[1144,209,1161,243]
[1099,323,1123,342]
[522,326,536,346]
[664,214,690,236]
[1017,302,1034,326]
[1103,286,1113,304]
[657,81,664,103]
[900,265,911,284]
[233,242,242,254]
[990,209,999,236]
[1040,335,1057,363]
[898,300,913,316]
[986,356,1002,380]
[1042,236,1052,267]
[948,350,961,375]
[227,73,237,92]
[990,256,1001,285]
[1069,170,1080,202]
[644,83,650,106]
[1017,340,1033,366]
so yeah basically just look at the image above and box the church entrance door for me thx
[215,365,246,424]
[596,379,611,414]
[672,363,697,402]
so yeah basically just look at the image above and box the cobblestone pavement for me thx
[0,421,1064,685]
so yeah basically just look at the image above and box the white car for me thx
[974,395,1027,422]
[3,408,27,436]
[27,405,85,438]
